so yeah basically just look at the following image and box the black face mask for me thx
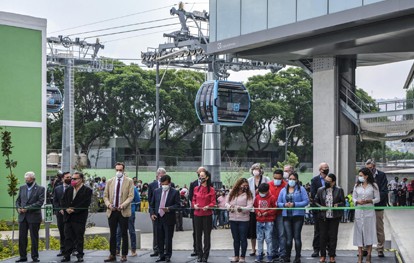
[325,182,331,188]
[241,187,248,192]
[64,179,71,185]
[322,169,329,175]
[200,178,206,184]
[26,182,34,187]
[102,180,106,183]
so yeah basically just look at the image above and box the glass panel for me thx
[329,0,362,14]
[363,0,385,5]
[217,0,241,40]
[297,0,328,21]
[209,0,217,42]
[241,0,268,35]
[268,0,297,28]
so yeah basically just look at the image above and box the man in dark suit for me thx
[310,162,329,257]
[53,172,72,257]
[365,159,388,258]
[188,167,205,257]
[15,171,45,263]
[150,175,180,262]
[148,168,167,257]
[60,172,93,262]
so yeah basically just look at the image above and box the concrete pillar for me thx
[312,57,357,195]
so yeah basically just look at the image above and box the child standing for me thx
[254,183,277,263]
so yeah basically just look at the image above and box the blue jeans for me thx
[116,213,137,251]
[230,221,249,257]
[212,212,218,229]
[256,221,273,261]
[219,210,229,226]
[283,216,304,259]
[271,215,286,258]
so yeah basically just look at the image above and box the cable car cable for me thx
[83,23,181,39]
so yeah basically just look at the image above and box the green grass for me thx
[83,169,314,187]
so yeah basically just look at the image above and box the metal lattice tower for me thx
[47,36,113,173]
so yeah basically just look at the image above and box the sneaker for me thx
[255,257,263,263]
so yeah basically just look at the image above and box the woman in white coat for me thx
[353,167,380,263]
[247,163,270,257]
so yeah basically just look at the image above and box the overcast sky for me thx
[1,0,412,100]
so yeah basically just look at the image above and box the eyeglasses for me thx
[71,178,81,181]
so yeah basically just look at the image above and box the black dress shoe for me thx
[191,252,198,257]
[32,259,40,263]
[202,258,208,262]
[15,259,27,263]
[155,257,166,262]
[57,252,63,257]
[197,258,203,262]
[150,252,159,257]
[61,258,71,262]
[378,251,385,258]
[166,257,171,262]
[77,258,84,262]
[311,251,319,257]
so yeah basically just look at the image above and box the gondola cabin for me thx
[46,84,63,113]
[195,80,250,126]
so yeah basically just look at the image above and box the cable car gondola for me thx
[195,80,251,126]
[46,83,63,113]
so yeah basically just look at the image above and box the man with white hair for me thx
[15,172,45,263]
[148,168,167,257]
[283,165,294,180]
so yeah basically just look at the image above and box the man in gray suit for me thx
[15,171,45,263]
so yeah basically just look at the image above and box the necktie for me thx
[115,179,121,208]
[63,185,67,192]
[159,191,167,217]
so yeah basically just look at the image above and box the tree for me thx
[1,127,18,253]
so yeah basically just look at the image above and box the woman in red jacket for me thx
[192,170,216,262]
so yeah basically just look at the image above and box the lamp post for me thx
[285,124,301,161]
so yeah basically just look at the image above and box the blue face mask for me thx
[274,179,282,186]
[288,180,296,187]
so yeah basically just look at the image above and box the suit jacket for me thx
[148,179,176,208]
[53,184,67,215]
[103,176,134,218]
[310,174,324,201]
[188,179,199,217]
[61,184,92,224]
[15,183,45,223]
[374,169,388,208]
[150,187,180,225]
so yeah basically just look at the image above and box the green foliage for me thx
[83,235,109,250]
[274,151,299,171]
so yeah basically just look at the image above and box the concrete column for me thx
[312,57,338,176]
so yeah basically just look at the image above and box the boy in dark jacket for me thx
[253,183,277,263]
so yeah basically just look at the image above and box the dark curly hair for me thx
[357,167,377,189]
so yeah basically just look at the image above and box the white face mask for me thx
[274,179,282,186]
[116,172,123,178]
[358,176,365,183]
[253,170,260,176]
[162,185,170,191]
[283,172,289,179]
[259,193,266,198]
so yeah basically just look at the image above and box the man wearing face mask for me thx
[188,167,206,257]
[310,162,330,257]
[150,175,180,262]
[15,172,45,263]
[283,165,294,181]
[148,167,168,257]
[365,159,388,258]
[53,172,72,257]
[60,172,93,263]
[103,162,134,262]
[268,169,287,261]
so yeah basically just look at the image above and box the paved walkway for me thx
[0,249,396,263]
[2,210,410,262]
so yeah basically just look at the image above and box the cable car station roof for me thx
[207,0,414,67]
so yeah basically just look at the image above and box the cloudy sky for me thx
[1,0,412,99]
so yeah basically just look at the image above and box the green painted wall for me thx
[0,25,42,122]
[0,24,43,220]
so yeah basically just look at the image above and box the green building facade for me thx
[0,12,47,220]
